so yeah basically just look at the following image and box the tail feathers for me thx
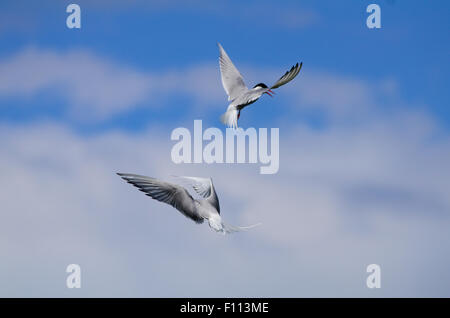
[220,109,238,129]
[222,222,262,234]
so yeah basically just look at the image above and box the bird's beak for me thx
[265,89,275,97]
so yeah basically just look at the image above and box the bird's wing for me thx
[117,173,204,223]
[218,43,248,101]
[270,62,302,89]
[172,176,220,214]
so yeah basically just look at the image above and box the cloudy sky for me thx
[0,0,449,297]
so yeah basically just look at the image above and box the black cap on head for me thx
[253,83,268,89]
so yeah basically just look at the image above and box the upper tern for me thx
[218,42,302,128]
[117,173,260,234]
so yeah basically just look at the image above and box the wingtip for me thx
[117,173,130,180]
[117,173,133,178]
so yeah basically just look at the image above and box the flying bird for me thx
[117,173,260,234]
[218,42,302,128]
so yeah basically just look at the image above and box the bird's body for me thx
[117,173,260,234]
[218,42,302,128]
[228,87,265,110]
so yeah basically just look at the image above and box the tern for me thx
[218,43,302,128]
[117,173,261,234]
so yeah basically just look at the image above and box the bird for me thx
[117,173,261,234]
[218,42,302,128]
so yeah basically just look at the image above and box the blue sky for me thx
[1,0,449,131]
[0,0,449,297]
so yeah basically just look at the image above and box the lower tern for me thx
[218,42,302,128]
[117,173,260,234]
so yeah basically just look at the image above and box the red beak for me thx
[265,89,275,97]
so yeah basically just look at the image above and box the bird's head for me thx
[253,83,275,97]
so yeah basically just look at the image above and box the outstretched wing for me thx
[218,43,248,101]
[117,173,204,223]
[172,176,220,214]
[270,62,302,89]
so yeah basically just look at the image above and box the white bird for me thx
[218,42,302,128]
[117,173,261,234]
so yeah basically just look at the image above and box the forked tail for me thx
[220,108,238,129]
[222,222,262,234]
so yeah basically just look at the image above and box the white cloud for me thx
[0,47,226,121]
[295,71,375,115]
[1,47,403,125]
[0,111,449,296]
[1,43,449,296]
[0,48,152,120]
[237,3,319,30]
[82,0,320,30]
[0,0,320,46]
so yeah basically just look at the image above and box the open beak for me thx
[265,89,275,97]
